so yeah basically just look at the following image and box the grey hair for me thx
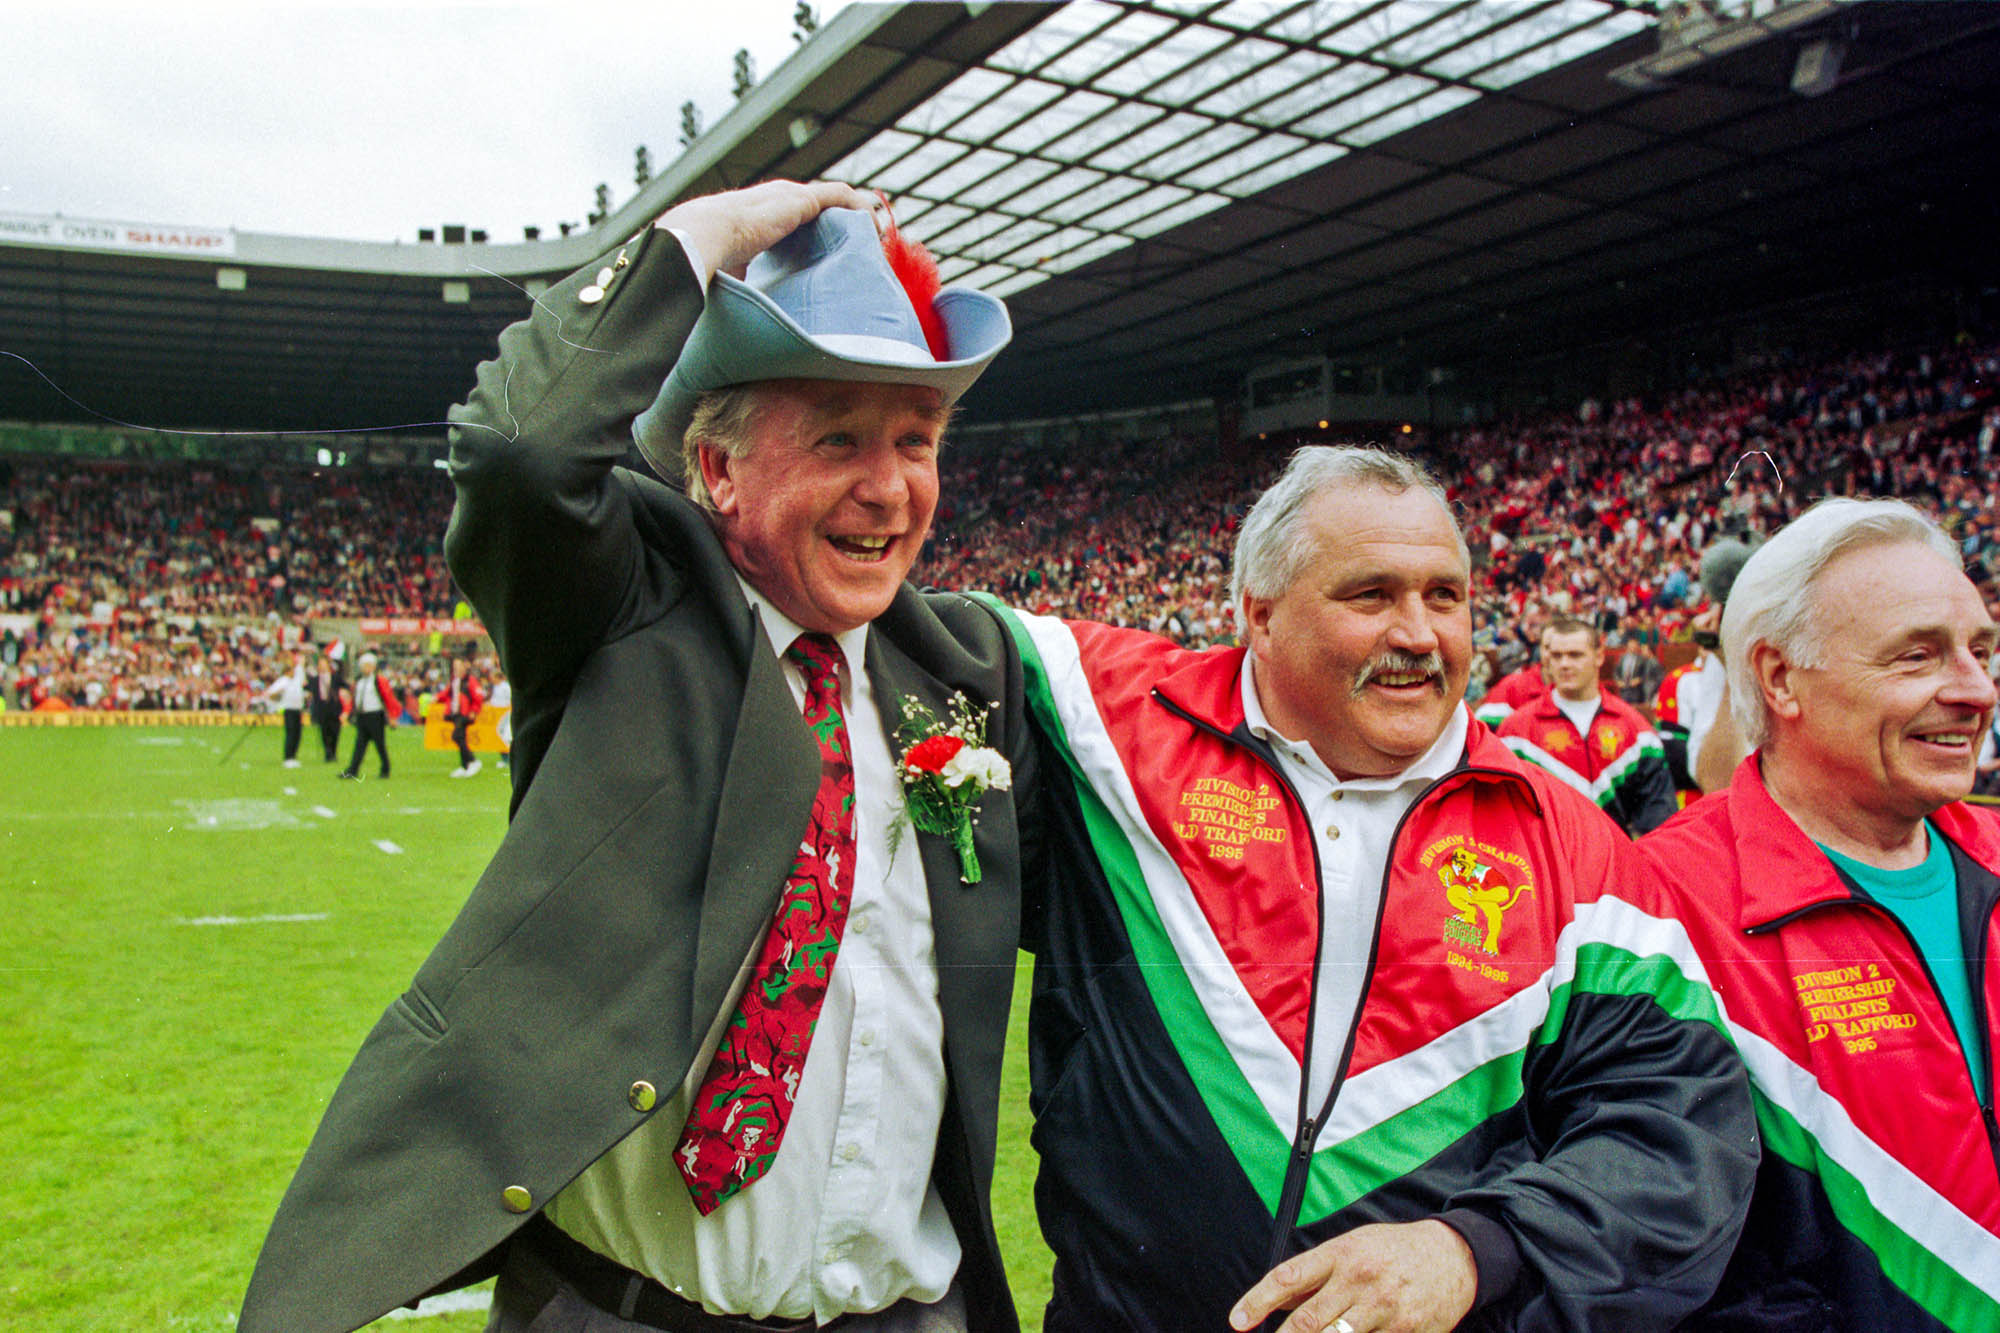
[1722,497,1961,748]
[1230,445,1464,635]
[680,384,769,511]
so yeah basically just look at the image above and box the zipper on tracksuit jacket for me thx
[1750,884,2000,1174]
[1153,689,1339,1264]
[1152,689,1529,1265]
[1262,762,1533,1263]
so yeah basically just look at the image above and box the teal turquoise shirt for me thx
[1823,822,1988,1103]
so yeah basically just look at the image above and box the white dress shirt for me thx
[1241,659,1469,1132]
[548,581,957,1322]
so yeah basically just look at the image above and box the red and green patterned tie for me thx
[676,633,856,1214]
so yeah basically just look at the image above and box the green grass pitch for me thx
[1,723,1052,1330]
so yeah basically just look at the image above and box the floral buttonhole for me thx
[893,691,1011,883]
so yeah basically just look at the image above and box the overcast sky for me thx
[3,3,858,244]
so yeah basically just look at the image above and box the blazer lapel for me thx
[864,632,1019,1085]
[691,603,820,1051]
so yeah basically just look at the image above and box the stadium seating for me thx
[4,336,1995,713]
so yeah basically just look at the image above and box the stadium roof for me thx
[2,0,1996,439]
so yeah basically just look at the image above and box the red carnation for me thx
[904,734,964,774]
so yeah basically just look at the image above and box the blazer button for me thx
[628,1080,657,1113]
[501,1185,534,1213]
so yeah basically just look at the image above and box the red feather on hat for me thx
[877,198,949,362]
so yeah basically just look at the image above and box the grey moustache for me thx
[1353,651,1445,696]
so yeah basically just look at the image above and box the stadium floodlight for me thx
[1608,0,1843,90]
[787,113,822,149]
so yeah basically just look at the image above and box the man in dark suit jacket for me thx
[240,182,1033,1333]
[304,647,345,762]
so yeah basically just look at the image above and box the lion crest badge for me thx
[1434,843,1534,956]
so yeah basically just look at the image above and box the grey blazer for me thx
[239,225,1035,1333]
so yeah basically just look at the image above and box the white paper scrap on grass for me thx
[375,840,405,855]
[182,913,330,927]
[174,799,305,830]
[311,806,337,819]
[381,1288,493,1320]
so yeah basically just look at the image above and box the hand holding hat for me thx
[655,179,880,285]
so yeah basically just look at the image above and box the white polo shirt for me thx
[1241,659,1469,1129]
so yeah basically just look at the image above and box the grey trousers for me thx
[483,1238,970,1333]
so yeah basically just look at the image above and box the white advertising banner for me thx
[0,213,236,257]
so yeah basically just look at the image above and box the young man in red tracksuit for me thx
[1499,616,1678,836]
[1641,498,2000,1331]
[987,447,1756,1333]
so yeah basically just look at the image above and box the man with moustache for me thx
[988,447,1755,1333]
[241,180,1032,1333]
[1640,498,2000,1330]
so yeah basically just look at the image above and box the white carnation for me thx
[939,745,1011,791]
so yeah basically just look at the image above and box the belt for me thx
[513,1214,848,1333]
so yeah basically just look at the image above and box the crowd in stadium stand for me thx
[2,334,1996,714]
[0,460,453,623]
[2,619,283,712]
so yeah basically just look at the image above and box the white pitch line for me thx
[2,810,165,820]
[181,913,330,927]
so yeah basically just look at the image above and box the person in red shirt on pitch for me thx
[442,654,487,777]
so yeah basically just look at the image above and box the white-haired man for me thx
[988,446,1755,1333]
[1639,497,2000,1330]
[241,181,1034,1333]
